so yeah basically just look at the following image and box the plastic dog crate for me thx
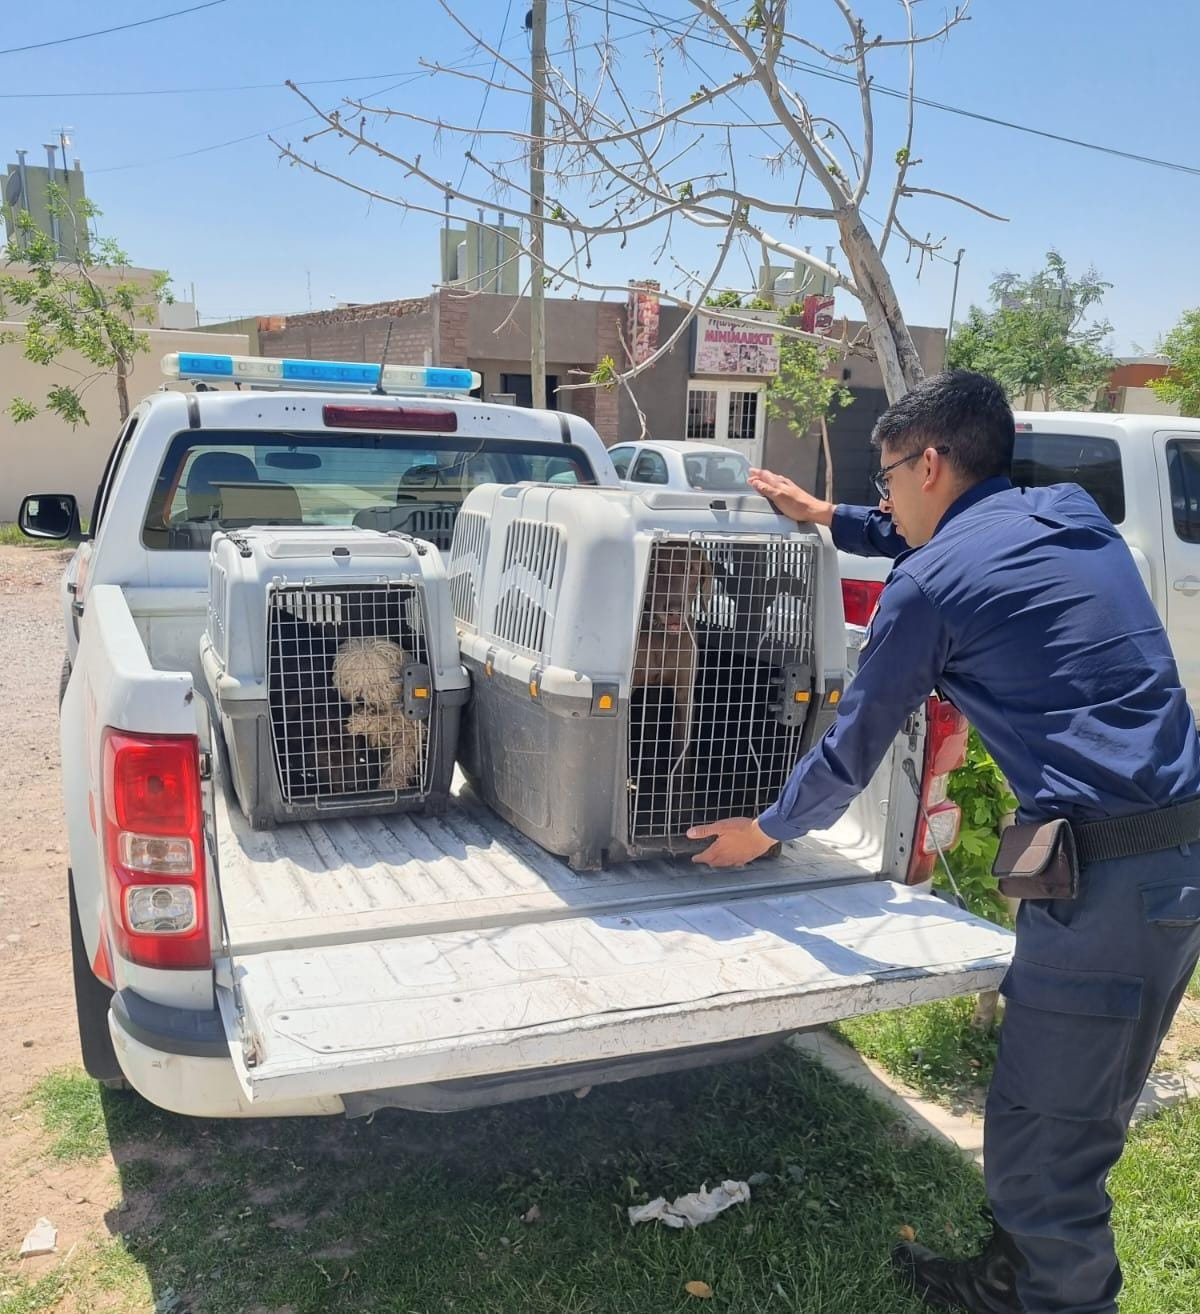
[448,483,845,869]
[201,526,469,829]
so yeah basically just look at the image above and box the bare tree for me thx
[274,0,1004,403]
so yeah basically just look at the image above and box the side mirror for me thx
[18,493,81,541]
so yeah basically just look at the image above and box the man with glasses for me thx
[688,370,1200,1314]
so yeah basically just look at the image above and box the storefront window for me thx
[728,391,760,445]
[686,388,718,441]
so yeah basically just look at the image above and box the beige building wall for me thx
[1,327,248,522]
[1113,385,1180,417]
[2,263,178,328]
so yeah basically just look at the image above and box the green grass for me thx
[0,523,59,549]
[0,1241,151,1314]
[835,998,998,1105]
[0,520,86,548]
[0,1270,67,1314]
[1112,1101,1200,1314]
[6,1050,992,1314]
[29,1069,157,1160]
[7,1053,1200,1314]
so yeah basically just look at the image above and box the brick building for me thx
[202,289,947,502]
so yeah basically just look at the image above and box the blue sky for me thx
[3,0,1197,353]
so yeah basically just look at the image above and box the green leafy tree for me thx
[947,250,1113,410]
[941,729,1017,925]
[1150,308,1200,417]
[703,291,777,312]
[764,306,853,499]
[0,188,171,425]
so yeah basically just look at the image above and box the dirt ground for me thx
[0,545,124,1276]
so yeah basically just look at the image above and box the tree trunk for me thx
[820,415,834,503]
[971,990,1000,1032]
[835,209,926,403]
[115,355,130,422]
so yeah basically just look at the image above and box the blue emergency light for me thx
[161,352,480,395]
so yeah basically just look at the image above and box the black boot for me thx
[891,1213,1025,1314]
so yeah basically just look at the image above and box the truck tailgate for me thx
[218,880,1011,1103]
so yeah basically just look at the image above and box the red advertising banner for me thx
[627,280,661,366]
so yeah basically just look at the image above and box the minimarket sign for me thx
[691,309,780,376]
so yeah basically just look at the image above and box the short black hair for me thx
[871,369,1014,483]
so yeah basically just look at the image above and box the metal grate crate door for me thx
[628,536,816,843]
[267,583,434,806]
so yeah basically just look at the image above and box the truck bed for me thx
[211,771,1012,1107]
[214,772,878,952]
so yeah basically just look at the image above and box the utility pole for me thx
[946,247,965,347]
[527,1,548,409]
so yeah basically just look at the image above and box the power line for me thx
[31,21,566,177]
[88,62,442,173]
[83,27,545,176]
[0,13,562,100]
[0,71,440,100]
[458,0,515,191]
[579,0,1200,179]
[89,116,317,175]
[0,0,230,58]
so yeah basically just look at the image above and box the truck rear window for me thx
[1012,431,1125,525]
[141,430,597,551]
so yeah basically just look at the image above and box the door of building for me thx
[685,383,766,464]
[500,373,560,409]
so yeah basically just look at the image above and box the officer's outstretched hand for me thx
[689,817,775,868]
[749,468,834,527]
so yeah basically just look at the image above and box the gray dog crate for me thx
[201,527,469,829]
[447,483,846,869]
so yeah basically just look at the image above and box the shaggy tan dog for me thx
[346,706,425,791]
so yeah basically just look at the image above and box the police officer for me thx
[689,370,1200,1314]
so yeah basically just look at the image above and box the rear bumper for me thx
[108,989,345,1119]
[111,988,228,1059]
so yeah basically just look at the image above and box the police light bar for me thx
[161,352,480,395]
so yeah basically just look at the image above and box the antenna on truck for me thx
[372,320,396,396]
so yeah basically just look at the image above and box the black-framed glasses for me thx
[872,445,950,500]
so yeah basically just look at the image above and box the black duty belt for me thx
[1073,797,1200,867]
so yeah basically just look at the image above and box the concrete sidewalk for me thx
[792,1030,1200,1167]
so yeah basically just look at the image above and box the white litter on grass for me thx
[19,1217,57,1258]
[628,1180,751,1229]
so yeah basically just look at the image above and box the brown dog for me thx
[631,546,714,754]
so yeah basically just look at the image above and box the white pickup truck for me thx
[19,356,1011,1119]
[836,412,1200,712]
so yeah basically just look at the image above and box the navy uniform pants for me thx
[985,845,1200,1314]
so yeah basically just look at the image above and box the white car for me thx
[608,439,753,493]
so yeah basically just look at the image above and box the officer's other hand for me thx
[688,817,775,868]
[748,468,834,526]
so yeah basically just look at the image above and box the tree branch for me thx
[900,186,1009,221]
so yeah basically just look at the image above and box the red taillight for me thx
[323,404,458,432]
[101,729,210,970]
[926,698,970,778]
[841,578,884,627]
[906,698,969,884]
